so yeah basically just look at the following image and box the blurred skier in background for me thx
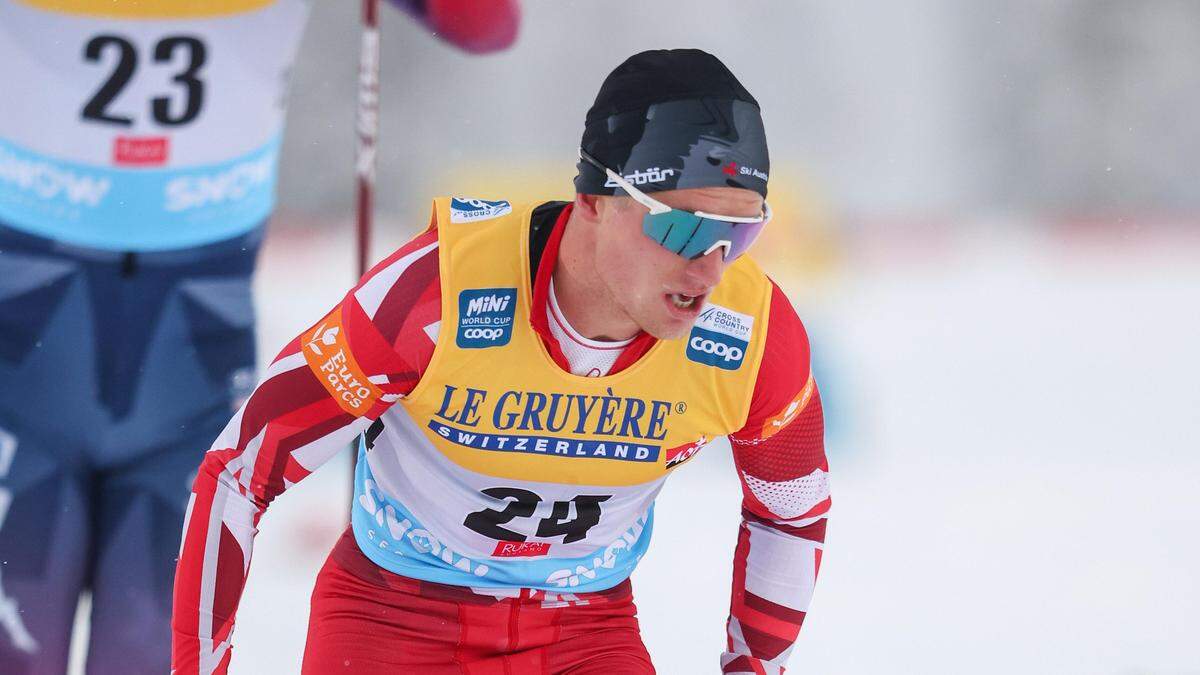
[0,1,518,672]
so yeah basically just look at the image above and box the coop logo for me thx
[463,327,503,340]
[689,334,743,364]
[686,304,754,370]
[604,167,675,188]
[457,288,517,348]
[450,197,512,223]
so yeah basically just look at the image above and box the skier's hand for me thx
[387,0,520,54]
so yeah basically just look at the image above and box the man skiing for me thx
[0,1,518,672]
[172,49,829,674]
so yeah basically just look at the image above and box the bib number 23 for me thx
[464,488,610,544]
[82,34,207,127]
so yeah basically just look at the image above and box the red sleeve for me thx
[722,281,830,674]
[170,229,441,675]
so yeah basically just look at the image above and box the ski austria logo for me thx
[457,288,518,349]
[686,304,754,370]
[450,197,512,223]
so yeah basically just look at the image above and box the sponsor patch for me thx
[760,375,816,440]
[493,541,551,558]
[603,167,675,188]
[450,197,512,223]
[457,288,517,349]
[164,153,273,213]
[722,161,769,182]
[431,384,672,463]
[428,420,661,463]
[302,307,383,416]
[15,0,273,18]
[686,304,753,370]
[665,435,709,469]
[113,136,168,166]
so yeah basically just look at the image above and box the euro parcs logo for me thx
[686,304,754,370]
[457,288,518,348]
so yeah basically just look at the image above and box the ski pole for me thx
[356,0,380,279]
[351,0,381,510]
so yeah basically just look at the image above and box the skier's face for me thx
[590,187,765,340]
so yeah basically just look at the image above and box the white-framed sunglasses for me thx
[579,148,771,260]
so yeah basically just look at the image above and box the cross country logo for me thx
[450,197,512,223]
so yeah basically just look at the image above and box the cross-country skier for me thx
[172,49,829,674]
[0,2,518,673]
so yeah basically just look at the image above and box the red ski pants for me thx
[302,531,656,674]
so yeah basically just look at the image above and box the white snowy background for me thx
[52,1,1199,673]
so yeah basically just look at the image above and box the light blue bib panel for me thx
[0,0,310,250]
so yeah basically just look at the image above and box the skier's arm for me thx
[721,282,830,674]
[170,229,441,675]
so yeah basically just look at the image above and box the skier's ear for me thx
[574,193,602,222]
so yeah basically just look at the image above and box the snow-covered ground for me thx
[193,220,1200,674]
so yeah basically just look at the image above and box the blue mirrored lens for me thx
[643,210,765,260]
[679,218,728,259]
[644,210,702,255]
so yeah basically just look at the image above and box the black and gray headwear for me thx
[574,49,770,199]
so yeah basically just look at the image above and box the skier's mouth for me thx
[664,292,705,317]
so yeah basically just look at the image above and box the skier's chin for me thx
[635,307,696,341]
